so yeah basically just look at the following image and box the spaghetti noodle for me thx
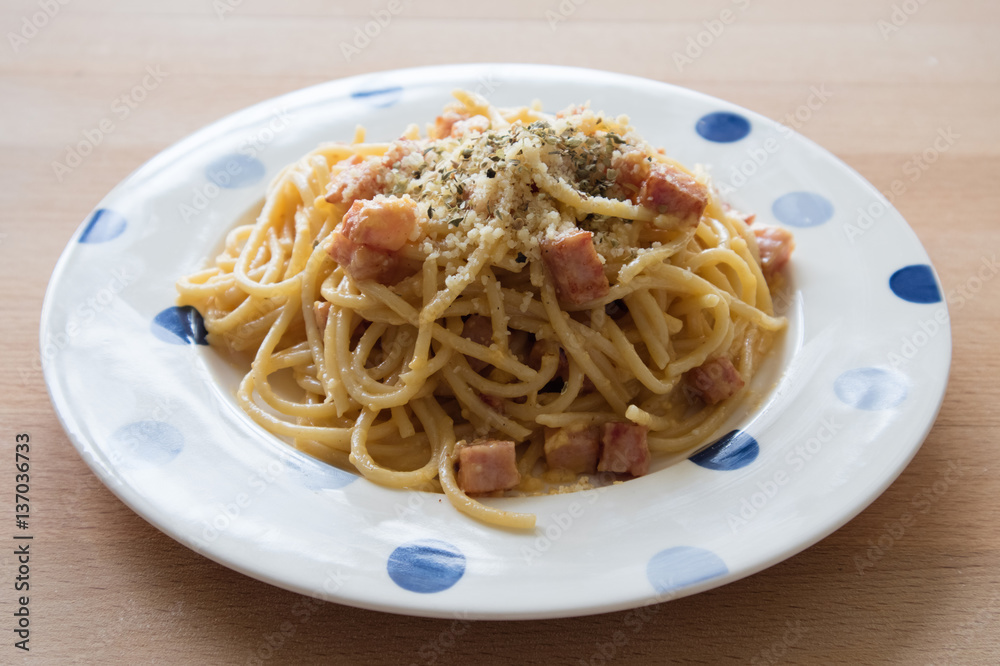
[177,91,794,529]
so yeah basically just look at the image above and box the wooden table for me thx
[3,0,998,662]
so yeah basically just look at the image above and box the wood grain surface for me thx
[2,1,998,663]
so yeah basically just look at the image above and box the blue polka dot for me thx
[835,368,907,410]
[351,86,404,108]
[387,539,466,594]
[695,111,751,143]
[647,546,728,594]
[111,421,184,466]
[284,456,357,491]
[889,264,942,304]
[689,430,759,471]
[152,306,208,345]
[772,191,834,227]
[79,209,127,243]
[205,154,266,189]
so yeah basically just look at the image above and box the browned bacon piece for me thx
[340,196,418,252]
[540,230,610,306]
[327,196,421,284]
[328,234,407,284]
[456,439,520,494]
[685,357,745,405]
[544,424,600,474]
[612,148,651,199]
[597,422,650,477]
[753,226,795,282]
[325,155,385,206]
[638,163,708,227]
[430,110,466,140]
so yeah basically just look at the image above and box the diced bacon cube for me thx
[327,195,423,285]
[328,232,406,284]
[753,226,795,282]
[612,148,651,199]
[462,314,494,373]
[544,424,600,474]
[341,195,419,252]
[313,301,330,331]
[597,422,650,477]
[430,110,468,140]
[456,439,520,494]
[685,357,745,405]
[540,230,610,306]
[325,155,385,205]
[638,164,708,226]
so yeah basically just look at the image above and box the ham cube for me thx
[325,155,385,205]
[638,164,708,227]
[341,195,418,252]
[612,148,651,199]
[328,232,406,284]
[597,422,650,477]
[540,230,610,306]
[327,195,423,285]
[544,424,600,474]
[456,439,520,495]
[430,110,468,140]
[753,226,795,282]
[685,357,745,405]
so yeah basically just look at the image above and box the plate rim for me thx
[40,62,953,619]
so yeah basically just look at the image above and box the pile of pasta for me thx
[177,91,793,529]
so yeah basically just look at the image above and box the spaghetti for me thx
[177,91,794,529]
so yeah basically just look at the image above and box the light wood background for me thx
[2,0,998,663]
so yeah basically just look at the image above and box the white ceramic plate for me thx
[41,64,950,619]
